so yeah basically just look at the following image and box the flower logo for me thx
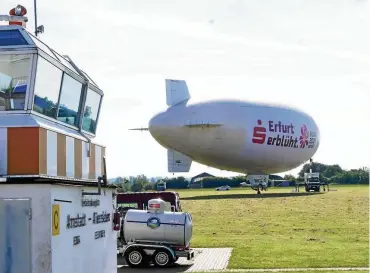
[147,217,161,229]
[299,125,309,148]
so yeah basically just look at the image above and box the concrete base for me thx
[0,183,117,273]
[117,248,233,272]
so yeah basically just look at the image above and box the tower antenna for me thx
[34,0,37,36]
[33,0,44,36]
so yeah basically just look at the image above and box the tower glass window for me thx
[57,73,83,127]
[33,56,63,118]
[82,88,101,134]
[0,54,31,111]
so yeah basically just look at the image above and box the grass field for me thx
[176,185,369,269]
[194,270,366,273]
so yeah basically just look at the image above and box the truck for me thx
[304,172,321,192]
[116,191,182,213]
[117,198,195,268]
[156,181,166,191]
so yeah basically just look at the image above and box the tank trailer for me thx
[117,198,195,268]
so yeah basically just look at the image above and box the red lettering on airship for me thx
[252,120,317,149]
[252,120,266,144]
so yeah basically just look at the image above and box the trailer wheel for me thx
[125,248,146,268]
[152,249,173,267]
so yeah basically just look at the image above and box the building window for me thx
[33,56,63,118]
[0,54,31,111]
[57,73,83,127]
[82,88,101,134]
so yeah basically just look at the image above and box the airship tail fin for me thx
[165,79,191,107]
[168,148,192,172]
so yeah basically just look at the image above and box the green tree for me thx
[322,164,343,178]
[298,163,368,184]
[164,176,189,189]
[284,174,296,181]
[144,183,154,191]
[116,178,131,192]
[131,174,150,192]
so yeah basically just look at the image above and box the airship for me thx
[130,79,320,193]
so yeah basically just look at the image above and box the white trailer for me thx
[117,198,195,268]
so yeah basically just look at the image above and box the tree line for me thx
[112,163,369,192]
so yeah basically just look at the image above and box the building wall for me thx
[189,183,202,189]
[190,172,215,183]
[0,184,52,273]
[0,184,117,273]
[51,185,117,273]
[0,127,105,181]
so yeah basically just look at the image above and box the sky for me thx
[2,0,369,179]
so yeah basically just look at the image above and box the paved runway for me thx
[118,248,233,272]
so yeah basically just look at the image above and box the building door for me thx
[0,198,31,273]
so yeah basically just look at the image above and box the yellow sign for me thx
[52,204,60,236]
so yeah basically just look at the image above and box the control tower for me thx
[0,6,118,273]
[0,10,105,184]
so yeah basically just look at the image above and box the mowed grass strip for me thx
[177,185,369,269]
[192,271,368,273]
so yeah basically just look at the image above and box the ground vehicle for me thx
[156,181,166,191]
[116,191,182,212]
[116,192,183,245]
[118,199,195,268]
[216,185,231,191]
[248,174,269,194]
[304,172,321,192]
